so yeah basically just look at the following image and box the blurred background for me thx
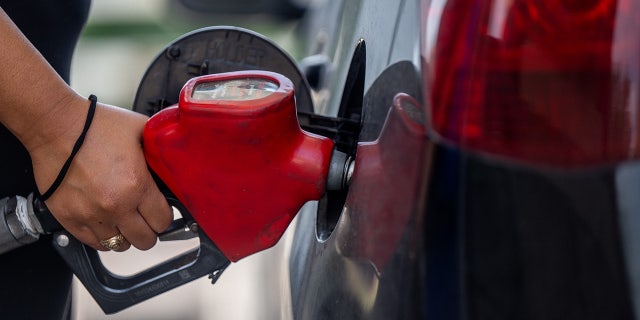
[71,0,303,107]
[69,1,306,319]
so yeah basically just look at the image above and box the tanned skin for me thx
[0,7,173,252]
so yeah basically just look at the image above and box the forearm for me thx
[0,7,87,153]
[0,6,172,251]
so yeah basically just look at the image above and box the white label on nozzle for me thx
[15,196,40,239]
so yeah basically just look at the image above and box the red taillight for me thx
[422,0,640,167]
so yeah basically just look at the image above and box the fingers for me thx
[61,208,164,252]
[116,209,159,251]
[47,176,173,252]
[112,174,172,250]
[60,210,168,252]
[84,180,173,251]
[137,180,173,234]
[81,182,172,251]
[64,222,131,252]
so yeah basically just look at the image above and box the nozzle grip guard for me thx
[52,196,230,314]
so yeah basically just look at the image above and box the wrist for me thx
[20,91,89,154]
[40,95,97,200]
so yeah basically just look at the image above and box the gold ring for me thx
[100,233,125,251]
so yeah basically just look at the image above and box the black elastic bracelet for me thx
[41,95,97,201]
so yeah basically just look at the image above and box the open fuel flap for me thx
[133,26,314,115]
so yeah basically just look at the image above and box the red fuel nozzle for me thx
[143,71,334,261]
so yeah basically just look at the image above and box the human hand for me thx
[29,96,173,252]
[0,9,171,252]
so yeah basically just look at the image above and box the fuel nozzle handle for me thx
[0,189,231,314]
[51,194,230,314]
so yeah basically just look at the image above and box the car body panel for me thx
[289,1,428,319]
[286,0,640,319]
